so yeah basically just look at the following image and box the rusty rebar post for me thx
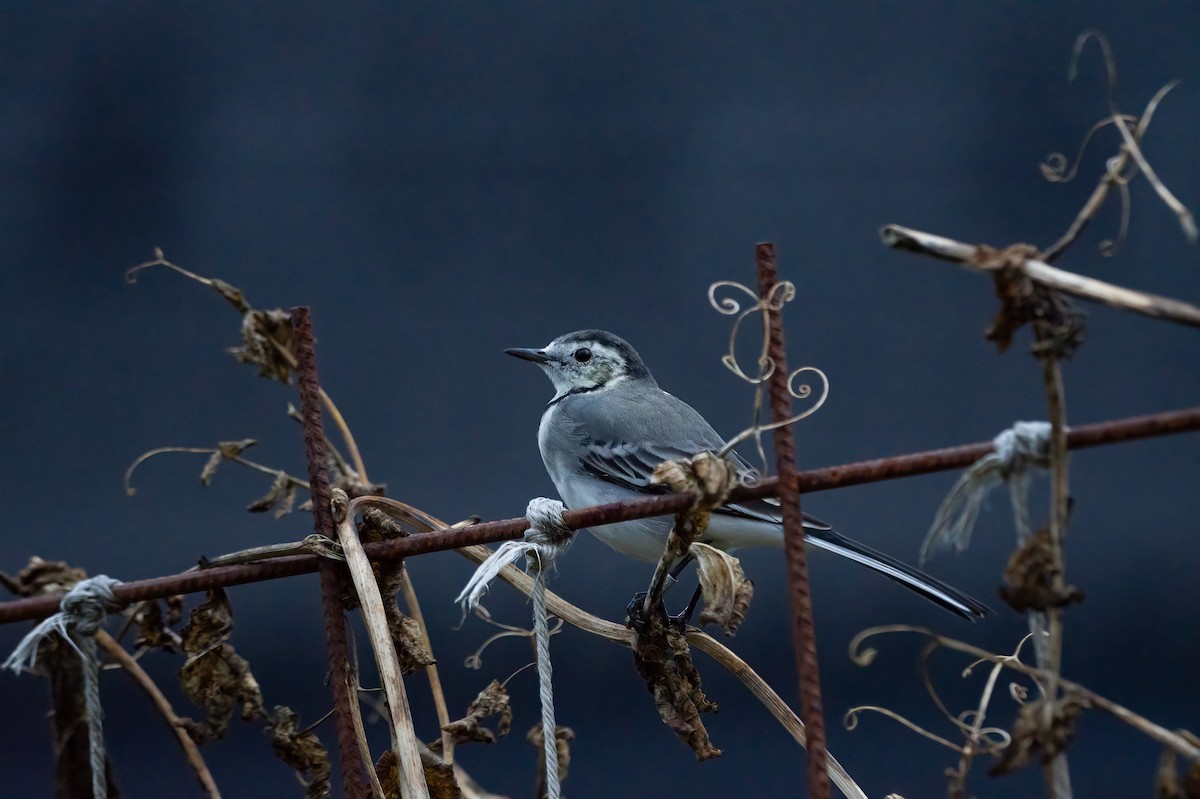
[291,307,369,799]
[755,243,830,799]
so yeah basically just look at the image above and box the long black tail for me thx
[804,524,991,620]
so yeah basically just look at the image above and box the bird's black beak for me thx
[505,347,554,364]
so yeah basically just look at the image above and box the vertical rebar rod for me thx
[755,243,830,799]
[291,307,369,799]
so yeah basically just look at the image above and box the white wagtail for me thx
[506,329,989,620]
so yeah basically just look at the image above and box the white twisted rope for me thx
[4,575,124,799]
[920,421,1052,565]
[455,497,573,799]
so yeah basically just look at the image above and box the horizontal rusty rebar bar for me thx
[2,405,1197,625]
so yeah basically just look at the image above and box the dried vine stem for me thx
[125,251,371,485]
[94,630,221,798]
[849,626,1200,763]
[1037,349,1073,798]
[123,445,309,497]
[394,566,455,763]
[344,667,388,799]
[946,634,1034,796]
[332,492,429,799]
[375,499,866,799]
[880,225,1200,329]
[1041,38,1191,260]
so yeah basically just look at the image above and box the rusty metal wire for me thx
[756,243,830,799]
[1,406,1197,627]
[292,307,369,799]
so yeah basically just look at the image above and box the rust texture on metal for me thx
[756,242,830,799]
[291,306,369,799]
[1,406,1197,626]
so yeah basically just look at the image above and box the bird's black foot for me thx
[627,586,703,633]
[667,585,704,631]
[626,591,663,632]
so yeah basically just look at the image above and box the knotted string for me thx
[4,575,124,799]
[456,497,573,799]
[920,421,1052,565]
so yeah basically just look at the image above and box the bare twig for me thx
[345,669,387,799]
[372,500,867,796]
[395,567,455,764]
[126,251,371,485]
[95,630,221,798]
[946,635,1035,798]
[452,541,866,798]
[881,225,1200,328]
[1037,350,1073,798]
[124,446,308,497]
[849,626,1200,763]
[1042,31,1193,259]
[332,493,430,799]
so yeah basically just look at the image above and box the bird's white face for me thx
[506,329,652,402]
[536,336,631,397]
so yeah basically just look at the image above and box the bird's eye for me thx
[573,348,592,363]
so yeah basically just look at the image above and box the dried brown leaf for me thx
[527,725,575,799]
[358,507,411,543]
[217,438,257,459]
[629,617,721,760]
[165,593,185,625]
[999,527,1085,613]
[691,542,754,636]
[651,452,738,540]
[0,557,87,597]
[135,599,182,652]
[210,278,250,314]
[375,751,403,799]
[990,693,1089,776]
[421,748,464,799]
[267,706,331,799]
[274,486,297,519]
[1158,748,1182,799]
[376,749,464,799]
[389,609,436,676]
[247,470,294,516]
[1187,760,1200,799]
[200,451,224,486]
[199,439,257,486]
[178,589,266,742]
[230,308,294,383]
[972,244,1085,357]
[442,679,513,746]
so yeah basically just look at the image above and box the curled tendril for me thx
[954,711,1013,750]
[718,366,830,458]
[707,278,827,475]
[707,280,761,316]
[843,706,967,753]
[462,606,562,670]
[847,624,931,667]
[1040,114,1139,184]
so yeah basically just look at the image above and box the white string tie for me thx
[455,497,573,799]
[921,421,1052,565]
[4,575,124,799]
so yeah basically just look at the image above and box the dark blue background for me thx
[3,4,1198,797]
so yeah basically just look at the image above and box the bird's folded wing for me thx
[578,439,833,531]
